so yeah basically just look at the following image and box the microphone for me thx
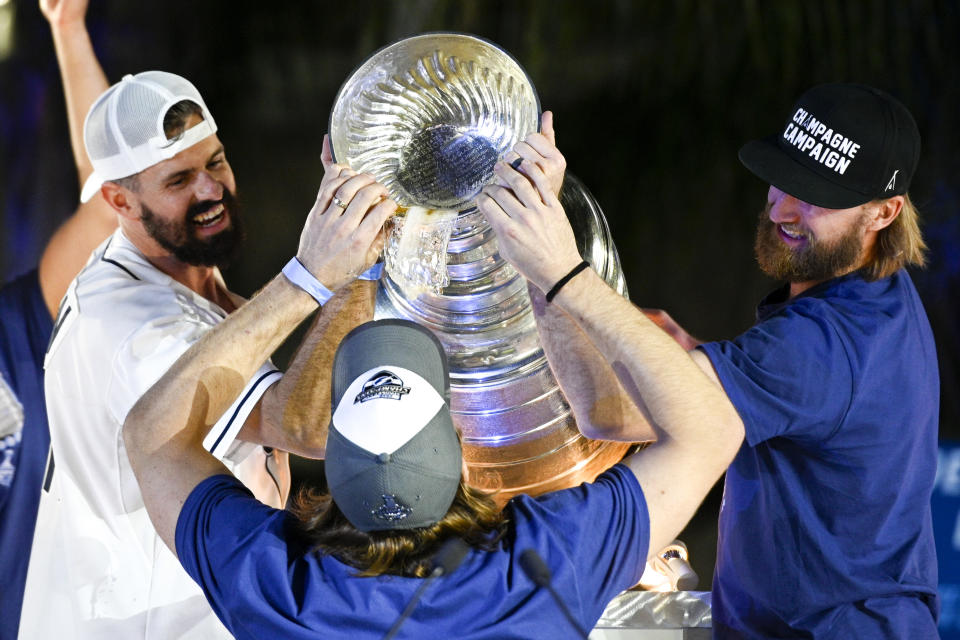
[383,537,469,640]
[519,549,591,640]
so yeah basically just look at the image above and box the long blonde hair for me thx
[290,480,507,578]
[864,193,927,280]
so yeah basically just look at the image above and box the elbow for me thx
[717,411,746,466]
[571,400,658,443]
[121,405,148,472]
[292,424,328,459]
[572,410,655,444]
[260,410,328,459]
[570,405,612,441]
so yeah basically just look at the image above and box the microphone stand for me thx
[519,549,591,640]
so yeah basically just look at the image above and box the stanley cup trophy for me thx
[329,34,634,503]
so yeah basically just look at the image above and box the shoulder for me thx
[700,295,857,443]
[0,269,43,309]
[175,474,294,594]
[71,244,174,316]
[64,240,217,347]
[703,298,848,376]
[508,465,646,541]
[46,263,185,369]
[506,465,649,609]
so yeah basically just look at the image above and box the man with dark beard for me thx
[478,83,938,639]
[19,60,395,640]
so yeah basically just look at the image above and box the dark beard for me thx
[140,188,244,268]
[754,204,866,283]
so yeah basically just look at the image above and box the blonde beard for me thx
[754,206,868,283]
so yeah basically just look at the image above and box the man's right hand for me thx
[296,166,396,292]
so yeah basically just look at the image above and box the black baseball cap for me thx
[739,83,920,209]
[325,319,462,532]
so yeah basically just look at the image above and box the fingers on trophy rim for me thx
[497,161,536,200]
[519,161,554,203]
[478,189,509,221]
[319,171,353,197]
[361,197,397,233]
[336,173,377,202]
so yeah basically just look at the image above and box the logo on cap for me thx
[885,170,899,191]
[372,494,413,522]
[782,108,862,176]
[354,370,411,404]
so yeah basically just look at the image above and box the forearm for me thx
[552,269,741,451]
[49,18,108,184]
[126,276,315,461]
[553,269,744,552]
[123,275,317,544]
[529,283,657,442]
[257,279,377,458]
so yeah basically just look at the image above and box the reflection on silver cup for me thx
[385,207,459,298]
[328,33,540,211]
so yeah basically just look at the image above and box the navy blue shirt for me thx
[176,464,648,639]
[701,269,939,639]
[0,270,53,640]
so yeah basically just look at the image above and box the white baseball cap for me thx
[80,71,218,203]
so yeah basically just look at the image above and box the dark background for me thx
[3,0,958,589]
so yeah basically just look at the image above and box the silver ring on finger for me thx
[332,195,348,209]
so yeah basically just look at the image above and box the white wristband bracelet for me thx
[282,257,334,306]
[358,262,384,281]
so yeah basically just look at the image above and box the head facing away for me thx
[294,319,505,577]
[739,83,926,293]
[83,71,242,268]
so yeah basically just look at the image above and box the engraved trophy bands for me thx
[331,33,632,502]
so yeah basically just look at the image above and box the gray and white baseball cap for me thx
[325,319,462,532]
[80,71,218,203]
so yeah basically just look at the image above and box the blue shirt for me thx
[701,269,939,639]
[0,270,53,640]
[175,464,648,639]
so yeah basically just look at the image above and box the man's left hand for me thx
[497,110,566,198]
[478,154,582,294]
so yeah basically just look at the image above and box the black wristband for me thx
[545,260,590,303]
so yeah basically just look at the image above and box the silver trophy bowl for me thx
[329,32,540,211]
[331,34,633,502]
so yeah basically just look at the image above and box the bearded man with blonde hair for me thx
[478,82,939,639]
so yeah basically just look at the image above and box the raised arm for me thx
[123,171,396,553]
[529,284,657,442]
[503,113,656,442]
[248,277,376,458]
[38,0,117,316]
[477,154,744,560]
[237,161,387,459]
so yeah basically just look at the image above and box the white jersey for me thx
[20,229,282,639]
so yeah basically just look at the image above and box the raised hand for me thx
[296,168,396,292]
[498,110,566,197]
[477,154,582,294]
[40,0,89,27]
